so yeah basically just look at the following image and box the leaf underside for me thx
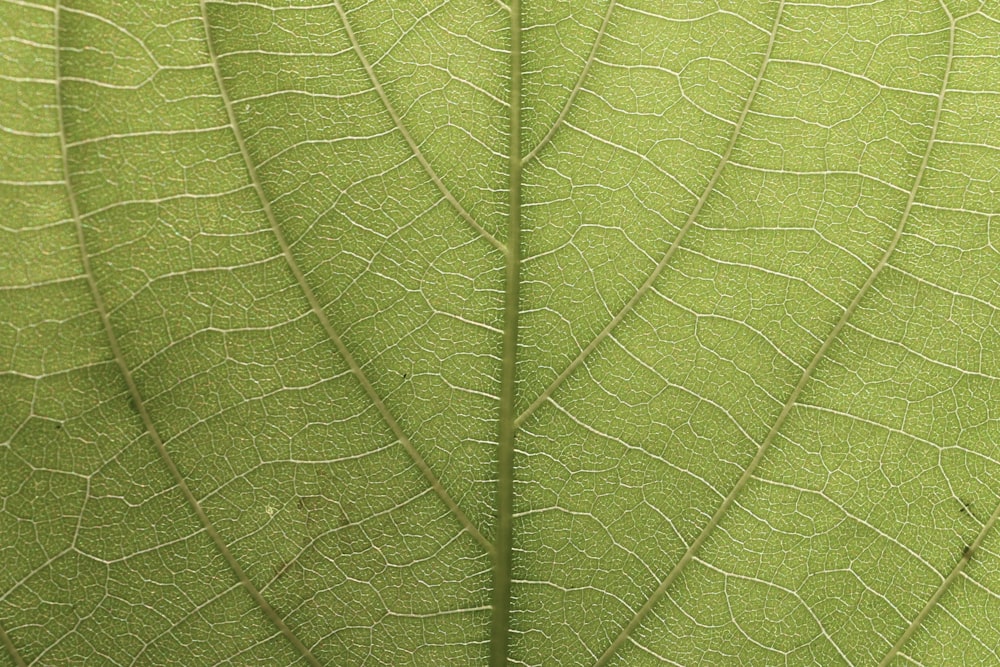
[2,0,1000,665]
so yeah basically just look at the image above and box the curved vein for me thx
[521,0,617,165]
[199,1,493,557]
[515,2,785,430]
[878,9,983,665]
[595,2,956,663]
[54,5,323,665]
[331,0,506,254]
[878,497,1000,667]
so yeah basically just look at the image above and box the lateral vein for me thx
[590,4,795,664]
[515,2,784,432]
[876,9,979,664]
[0,620,25,667]
[521,0,617,165]
[55,4,324,665]
[597,0,956,663]
[200,1,494,558]
[332,0,507,254]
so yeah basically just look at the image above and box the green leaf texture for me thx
[2,0,1000,664]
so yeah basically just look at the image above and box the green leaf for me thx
[2,0,999,664]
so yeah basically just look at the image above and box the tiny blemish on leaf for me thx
[957,497,978,521]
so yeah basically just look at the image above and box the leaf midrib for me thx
[489,0,522,662]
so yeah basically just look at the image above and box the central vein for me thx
[491,0,522,664]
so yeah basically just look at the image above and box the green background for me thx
[2,0,999,664]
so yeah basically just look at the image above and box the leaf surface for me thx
[2,0,1000,665]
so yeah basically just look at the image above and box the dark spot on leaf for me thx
[271,557,300,586]
[958,497,977,520]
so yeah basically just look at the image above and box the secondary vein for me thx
[55,4,324,664]
[521,0,617,165]
[514,1,783,432]
[595,0,957,662]
[0,620,25,667]
[875,8,982,664]
[201,0,493,557]
[332,0,507,254]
